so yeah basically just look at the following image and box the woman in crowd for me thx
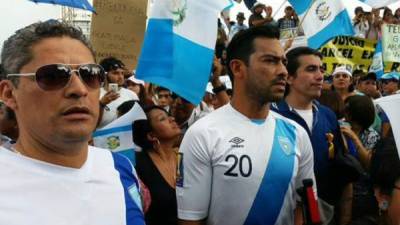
[370,137,400,225]
[331,66,356,101]
[133,105,181,225]
[341,95,381,224]
[125,75,148,106]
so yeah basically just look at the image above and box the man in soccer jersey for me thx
[177,25,316,225]
[271,47,361,224]
[0,21,145,225]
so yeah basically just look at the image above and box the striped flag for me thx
[136,0,233,104]
[369,39,384,78]
[358,0,398,8]
[289,0,354,49]
[29,0,95,12]
[92,102,146,164]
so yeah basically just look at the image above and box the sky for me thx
[1,0,400,56]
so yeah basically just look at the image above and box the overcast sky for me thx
[1,0,400,57]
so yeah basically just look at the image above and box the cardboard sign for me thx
[90,0,147,71]
[319,36,399,74]
[382,24,400,63]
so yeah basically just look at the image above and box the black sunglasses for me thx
[7,63,105,91]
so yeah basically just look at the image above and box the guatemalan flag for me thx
[370,39,384,79]
[358,0,398,8]
[288,0,354,49]
[29,0,95,12]
[136,0,234,104]
[92,102,146,164]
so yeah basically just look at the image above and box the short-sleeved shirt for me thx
[0,146,145,225]
[177,104,316,225]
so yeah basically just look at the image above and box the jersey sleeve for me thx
[176,124,213,221]
[295,127,317,201]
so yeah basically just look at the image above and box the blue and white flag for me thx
[92,103,146,164]
[288,0,354,49]
[136,0,233,104]
[358,0,398,8]
[370,39,384,78]
[29,0,95,12]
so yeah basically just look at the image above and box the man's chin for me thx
[269,93,285,103]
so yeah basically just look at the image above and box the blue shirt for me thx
[271,100,347,205]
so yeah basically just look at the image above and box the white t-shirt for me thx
[294,108,313,132]
[99,87,139,128]
[177,104,316,225]
[0,146,144,225]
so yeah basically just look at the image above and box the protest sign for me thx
[382,24,400,63]
[90,0,147,71]
[319,36,398,75]
[319,36,376,74]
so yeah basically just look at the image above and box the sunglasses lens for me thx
[79,64,105,88]
[36,64,70,91]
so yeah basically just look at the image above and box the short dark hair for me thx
[99,57,125,73]
[226,25,280,86]
[344,95,375,131]
[370,137,400,195]
[1,20,93,81]
[286,46,323,77]
[132,105,168,151]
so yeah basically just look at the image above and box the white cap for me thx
[332,66,352,77]
[127,75,145,86]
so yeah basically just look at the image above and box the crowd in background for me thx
[0,3,400,225]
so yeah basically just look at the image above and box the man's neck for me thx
[15,132,88,168]
[286,92,313,110]
[230,94,269,119]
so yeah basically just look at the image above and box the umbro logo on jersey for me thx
[229,137,244,148]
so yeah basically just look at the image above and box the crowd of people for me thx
[0,2,399,225]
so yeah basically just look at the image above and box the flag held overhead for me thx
[289,0,354,49]
[358,0,398,9]
[29,0,95,12]
[136,0,234,104]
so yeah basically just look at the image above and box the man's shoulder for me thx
[271,111,308,136]
[315,103,338,122]
[190,104,231,127]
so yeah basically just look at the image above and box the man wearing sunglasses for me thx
[0,21,145,225]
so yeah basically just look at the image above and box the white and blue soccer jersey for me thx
[0,146,145,225]
[177,104,316,225]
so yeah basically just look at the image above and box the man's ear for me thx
[0,80,18,111]
[287,74,295,85]
[229,59,246,81]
